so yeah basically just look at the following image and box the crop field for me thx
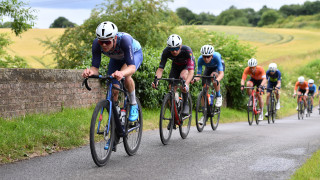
[0,28,65,69]
[196,25,320,73]
[2,26,320,72]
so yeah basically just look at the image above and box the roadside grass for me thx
[291,150,320,180]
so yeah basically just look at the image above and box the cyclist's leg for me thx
[246,79,254,97]
[124,49,143,122]
[179,65,190,115]
[254,79,264,120]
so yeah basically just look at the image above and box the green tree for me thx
[0,0,34,68]
[49,17,76,28]
[176,7,197,24]
[258,10,281,26]
[0,0,36,36]
[42,0,180,69]
[216,6,250,26]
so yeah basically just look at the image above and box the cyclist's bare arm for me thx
[152,68,164,88]
[276,80,281,88]
[261,77,267,87]
[112,64,136,81]
[82,66,99,78]
[217,71,224,82]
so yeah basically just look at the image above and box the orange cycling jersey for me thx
[294,81,309,90]
[241,66,266,81]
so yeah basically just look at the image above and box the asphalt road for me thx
[1,110,320,180]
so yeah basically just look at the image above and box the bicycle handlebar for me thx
[153,75,186,90]
[82,75,125,91]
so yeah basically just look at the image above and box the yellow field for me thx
[196,25,320,72]
[0,28,65,68]
[2,26,320,71]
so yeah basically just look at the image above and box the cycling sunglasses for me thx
[169,47,180,51]
[98,39,113,45]
[203,55,212,59]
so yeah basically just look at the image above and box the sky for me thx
[4,0,316,29]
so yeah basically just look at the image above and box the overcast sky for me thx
[8,0,316,28]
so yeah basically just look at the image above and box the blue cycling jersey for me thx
[91,32,141,68]
[266,70,281,83]
[308,84,317,93]
[197,52,224,74]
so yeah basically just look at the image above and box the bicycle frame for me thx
[244,87,261,115]
[156,77,188,125]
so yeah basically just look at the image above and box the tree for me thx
[258,10,281,26]
[216,7,250,26]
[42,0,181,69]
[49,17,76,28]
[176,7,197,24]
[0,0,34,68]
[0,0,36,36]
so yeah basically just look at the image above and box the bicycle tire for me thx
[247,96,254,126]
[159,93,173,145]
[123,98,143,156]
[90,100,115,167]
[210,106,220,130]
[179,93,192,139]
[196,90,207,132]
[267,97,272,124]
[272,98,276,123]
[255,110,260,125]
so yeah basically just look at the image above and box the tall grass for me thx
[291,150,320,179]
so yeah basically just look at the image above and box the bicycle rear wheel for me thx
[196,90,207,132]
[159,93,173,145]
[90,100,115,167]
[123,98,143,156]
[179,93,192,139]
[247,96,254,126]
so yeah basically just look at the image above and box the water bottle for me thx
[120,109,126,126]
[175,92,179,103]
[210,94,214,106]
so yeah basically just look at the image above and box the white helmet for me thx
[268,63,277,71]
[308,79,314,84]
[96,21,118,40]
[200,45,214,56]
[167,34,182,47]
[248,58,257,67]
[298,76,305,83]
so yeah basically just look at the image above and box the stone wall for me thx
[0,68,105,119]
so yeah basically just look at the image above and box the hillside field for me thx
[0,28,65,69]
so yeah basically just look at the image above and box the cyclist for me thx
[192,45,225,108]
[293,76,309,110]
[265,63,281,117]
[240,58,267,121]
[82,21,143,122]
[152,34,195,116]
[307,79,317,113]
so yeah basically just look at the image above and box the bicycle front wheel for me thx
[272,98,276,123]
[247,96,254,125]
[179,93,192,139]
[159,93,173,145]
[267,98,272,124]
[196,90,207,132]
[210,97,220,130]
[90,100,115,167]
[123,98,143,156]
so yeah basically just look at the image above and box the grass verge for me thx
[291,150,320,179]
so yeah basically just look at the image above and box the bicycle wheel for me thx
[247,96,254,126]
[196,90,207,132]
[272,98,276,123]
[210,98,220,130]
[179,93,192,139]
[123,98,143,156]
[255,110,260,125]
[267,97,272,124]
[159,93,173,145]
[307,99,311,117]
[90,100,115,167]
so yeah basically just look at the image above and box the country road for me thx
[1,111,320,180]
